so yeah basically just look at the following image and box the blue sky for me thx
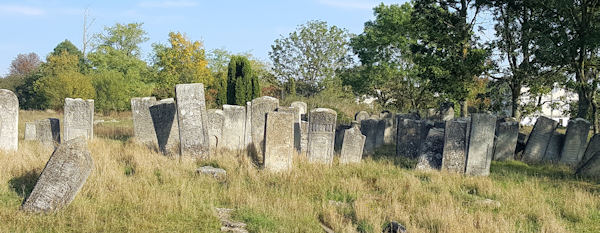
[0,0,405,76]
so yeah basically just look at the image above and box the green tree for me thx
[51,39,87,72]
[95,23,148,58]
[226,55,259,105]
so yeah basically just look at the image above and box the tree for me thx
[269,20,352,96]
[51,40,87,72]
[9,53,41,77]
[95,23,148,58]
[226,55,260,105]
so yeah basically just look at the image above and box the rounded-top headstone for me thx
[0,89,18,151]
[355,111,369,122]
[290,101,307,115]
[307,108,337,164]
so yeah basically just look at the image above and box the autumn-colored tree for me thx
[9,53,41,77]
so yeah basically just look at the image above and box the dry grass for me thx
[0,111,598,232]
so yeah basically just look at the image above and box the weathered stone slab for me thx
[207,109,224,151]
[24,122,36,141]
[340,123,366,164]
[131,97,158,147]
[559,118,591,166]
[290,101,307,122]
[0,89,18,151]
[382,115,396,145]
[416,128,445,171]
[300,120,309,153]
[355,111,369,122]
[380,110,392,119]
[493,118,519,161]
[440,102,454,121]
[334,124,351,152]
[375,119,385,148]
[543,131,564,162]
[522,116,558,163]
[251,96,279,160]
[277,106,301,151]
[396,119,431,159]
[175,83,210,158]
[307,108,336,164]
[441,118,470,173]
[465,113,497,176]
[580,134,600,168]
[21,137,93,212]
[244,101,252,149]
[63,98,94,141]
[222,105,246,150]
[576,151,600,178]
[361,118,379,154]
[264,112,294,172]
[35,118,60,147]
[149,98,180,156]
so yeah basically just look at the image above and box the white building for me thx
[519,85,577,127]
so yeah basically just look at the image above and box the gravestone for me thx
[63,98,94,141]
[380,110,392,119]
[21,137,93,212]
[149,98,180,156]
[251,96,279,160]
[543,131,565,162]
[131,97,158,147]
[175,83,210,158]
[35,118,60,147]
[440,102,455,121]
[277,106,301,151]
[222,105,246,150]
[307,108,337,164]
[360,118,379,154]
[340,122,366,164]
[580,134,600,168]
[334,124,351,152]
[465,113,497,176]
[264,112,294,172]
[522,116,558,163]
[24,122,36,141]
[207,109,224,151]
[0,89,18,151]
[397,113,420,121]
[244,101,252,149]
[559,118,591,166]
[416,128,445,171]
[576,151,600,178]
[396,119,431,159]
[355,111,370,122]
[441,118,470,173]
[382,114,396,145]
[300,121,309,153]
[493,118,519,161]
[290,101,307,121]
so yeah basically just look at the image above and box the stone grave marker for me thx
[522,116,558,163]
[440,102,454,121]
[63,98,94,141]
[465,113,496,176]
[251,96,279,160]
[360,118,379,154]
[264,112,294,172]
[0,89,18,151]
[131,97,158,147]
[543,131,565,162]
[244,101,252,149]
[441,118,470,173]
[334,124,351,152]
[396,119,431,159]
[493,118,519,161]
[277,106,301,151]
[355,111,369,122]
[175,83,210,158]
[307,108,336,164]
[340,122,366,164]
[580,134,600,168]
[35,118,60,147]
[149,98,180,156]
[24,122,36,141]
[416,128,445,171]
[290,101,307,121]
[222,105,246,150]
[300,120,309,153]
[207,109,224,151]
[576,151,600,178]
[560,118,591,166]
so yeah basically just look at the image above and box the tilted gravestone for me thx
[576,151,600,178]
[579,134,600,169]
[175,83,210,158]
[440,102,455,121]
[222,105,246,150]
[244,101,252,149]
[21,137,93,212]
[35,118,60,147]
[277,106,301,151]
[149,98,180,156]
[416,128,445,171]
[300,120,309,153]
[290,101,307,121]
[441,118,470,173]
[307,108,337,164]
[559,118,591,166]
[334,124,351,152]
[251,96,279,160]
[522,116,558,163]
[264,112,294,172]
[493,118,519,161]
[360,118,380,154]
[0,89,18,151]
[340,122,366,164]
[24,122,36,141]
[355,111,370,122]
[396,119,431,159]
[465,113,497,176]
[543,131,564,162]
[207,109,224,151]
[63,98,94,141]
[131,97,158,148]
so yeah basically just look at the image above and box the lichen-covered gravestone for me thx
[381,113,396,145]
[175,83,210,158]
[131,97,158,148]
[21,137,93,212]
[543,131,564,162]
[465,113,497,176]
[207,109,224,151]
[559,118,591,166]
[0,89,18,151]
[149,98,180,156]
[493,118,519,161]
[251,96,279,160]
[277,106,301,151]
[63,98,94,141]
[24,122,36,141]
[360,118,379,154]
[35,118,60,147]
[441,118,470,173]
[264,112,294,172]
[580,134,600,168]
[355,111,370,122]
[340,122,366,164]
[307,108,337,164]
[300,121,309,153]
[522,116,558,163]
[290,101,307,122]
[416,128,445,171]
[244,101,252,149]
[222,105,246,150]
[396,119,431,159]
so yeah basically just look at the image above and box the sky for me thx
[0,0,405,76]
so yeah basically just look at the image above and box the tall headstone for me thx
[396,119,431,159]
[576,151,600,178]
[559,118,591,166]
[493,118,519,161]
[251,96,279,160]
[35,118,60,147]
[543,131,564,162]
[355,111,370,122]
[580,134,600,168]
[0,89,18,151]
[382,114,396,145]
[440,102,455,121]
[207,109,224,151]
[415,128,445,171]
[307,108,337,164]
[131,97,158,147]
[63,98,94,141]
[24,122,36,141]
[465,113,497,176]
[441,118,470,173]
[222,105,246,150]
[300,121,309,153]
[361,118,379,154]
[340,122,366,164]
[21,137,93,212]
[175,83,210,158]
[290,101,307,121]
[522,116,558,163]
[264,112,294,172]
[244,101,252,149]
[334,124,351,152]
[149,98,180,156]
[277,106,301,151]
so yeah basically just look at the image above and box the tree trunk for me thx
[511,82,522,120]
[460,100,468,117]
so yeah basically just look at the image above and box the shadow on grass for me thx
[491,160,600,186]
[8,169,40,200]
[367,144,417,169]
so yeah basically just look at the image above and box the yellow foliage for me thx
[163,32,212,84]
[43,51,79,76]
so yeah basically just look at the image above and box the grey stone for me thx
[35,118,60,147]
[131,97,158,148]
[360,118,382,154]
[24,122,36,141]
[465,113,497,176]
[576,152,600,178]
[244,101,252,149]
[251,96,279,160]
[340,123,366,164]
[543,131,564,162]
[307,108,336,164]
[396,119,431,159]
[493,119,519,161]
[382,221,407,233]
[334,124,351,152]
[277,106,301,151]
[149,98,180,156]
[379,110,392,119]
[0,89,18,151]
[355,111,369,122]
[175,83,210,158]
[580,134,600,168]
[222,105,246,150]
[196,166,226,179]
[382,116,396,145]
[63,98,94,141]
[264,112,294,172]
[396,112,420,121]
[441,118,470,173]
[290,101,307,120]
[522,116,558,163]
[440,102,455,121]
[207,109,224,151]
[21,137,93,212]
[416,128,445,171]
[559,118,591,166]
[300,120,309,153]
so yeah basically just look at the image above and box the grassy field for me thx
[0,110,599,232]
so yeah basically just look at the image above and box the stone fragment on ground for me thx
[382,221,407,233]
[215,208,248,233]
[197,166,227,179]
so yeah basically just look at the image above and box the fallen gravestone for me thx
[543,131,565,162]
[465,113,496,176]
[207,109,224,151]
[355,111,369,122]
[264,112,294,172]
[215,208,248,233]
[24,122,36,141]
[522,116,558,163]
[0,89,18,151]
[251,96,279,161]
[416,128,445,171]
[35,118,60,147]
[175,83,210,158]
[196,166,227,179]
[149,98,180,156]
[441,118,470,173]
[493,118,519,161]
[131,97,158,148]
[559,118,591,166]
[340,122,366,164]
[222,105,246,150]
[307,108,337,164]
[21,137,93,212]
[396,119,431,159]
[63,98,94,141]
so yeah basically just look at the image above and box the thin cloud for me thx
[0,4,44,16]
[138,0,199,8]
[317,0,374,10]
